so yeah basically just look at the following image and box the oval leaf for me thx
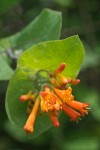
[6,35,85,139]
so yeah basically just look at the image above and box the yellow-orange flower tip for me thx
[71,79,80,85]
[19,95,28,102]
[19,94,34,102]
[19,91,34,102]
[50,63,66,77]
[55,63,66,74]
[24,124,34,134]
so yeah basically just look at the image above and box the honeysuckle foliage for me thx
[6,35,85,139]
[0,56,14,80]
[0,8,61,80]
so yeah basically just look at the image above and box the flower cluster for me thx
[19,63,90,133]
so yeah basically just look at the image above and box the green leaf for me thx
[0,8,61,53]
[0,9,61,81]
[9,8,62,50]
[0,56,13,80]
[6,35,84,139]
[18,35,84,78]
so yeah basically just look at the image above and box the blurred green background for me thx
[0,0,100,150]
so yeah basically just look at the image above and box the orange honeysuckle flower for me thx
[40,87,62,112]
[21,87,90,133]
[39,86,89,125]
[39,87,61,127]
[19,63,90,134]
[23,87,62,133]
[53,87,90,117]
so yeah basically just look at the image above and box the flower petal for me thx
[49,111,60,127]
[24,97,40,133]
[62,102,81,121]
